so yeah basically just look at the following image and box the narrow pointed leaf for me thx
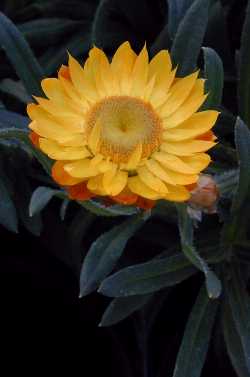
[171,0,209,76]
[18,18,80,46]
[40,31,91,76]
[79,199,140,217]
[150,23,171,55]
[0,79,31,103]
[60,199,70,221]
[98,253,196,297]
[238,0,250,126]
[232,117,250,213]
[68,210,95,275]
[177,204,221,298]
[173,284,219,377]
[223,299,250,377]
[0,12,44,96]
[202,47,224,108]
[183,244,222,298]
[29,186,65,217]
[215,168,239,199]
[0,128,53,174]
[13,171,42,236]
[220,118,250,247]
[0,173,18,233]
[167,0,194,39]
[0,109,29,129]
[224,263,250,373]
[100,294,152,327]
[79,213,149,296]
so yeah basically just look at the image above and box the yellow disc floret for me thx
[85,96,163,163]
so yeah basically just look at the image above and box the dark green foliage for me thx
[99,252,196,297]
[202,47,224,108]
[29,186,66,217]
[99,294,152,326]
[177,203,222,298]
[0,163,18,232]
[173,284,219,377]
[167,0,194,39]
[80,213,148,296]
[170,0,209,75]
[223,297,250,377]
[238,0,250,126]
[0,11,44,96]
[233,118,250,213]
[223,263,250,373]
[79,199,140,217]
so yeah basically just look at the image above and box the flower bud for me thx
[188,174,219,214]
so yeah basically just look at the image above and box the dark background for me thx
[0,224,235,376]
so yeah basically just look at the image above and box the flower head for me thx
[27,42,219,208]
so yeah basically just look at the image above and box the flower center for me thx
[85,96,163,163]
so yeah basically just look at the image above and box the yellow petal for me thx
[145,159,175,185]
[162,110,219,141]
[89,46,117,96]
[41,76,84,116]
[28,119,71,143]
[29,120,67,142]
[149,68,177,108]
[59,75,86,107]
[164,185,190,202]
[90,153,104,167]
[35,96,71,115]
[87,175,107,195]
[153,151,198,174]
[181,153,211,172]
[143,75,156,101]
[107,170,128,196]
[125,143,142,170]
[82,56,102,102]
[138,166,168,194]
[130,44,149,97]
[68,54,99,102]
[57,134,86,147]
[52,161,83,186]
[68,54,86,96]
[34,97,85,132]
[148,50,172,89]
[102,164,117,192]
[97,159,114,173]
[164,79,207,127]
[156,163,198,185]
[41,78,65,103]
[128,176,162,199]
[111,41,136,95]
[159,71,199,118]
[88,118,102,154]
[161,140,216,155]
[27,104,78,139]
[39,138,90,160]
[64,159,99,178]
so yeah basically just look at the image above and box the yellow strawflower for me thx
[27,42,219,209]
